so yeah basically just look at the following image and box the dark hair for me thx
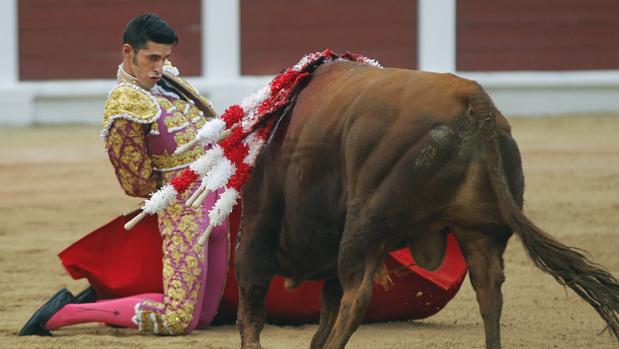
[123,13,178,51]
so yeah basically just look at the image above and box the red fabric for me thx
[59,207,467,324]
[59,211,164,299]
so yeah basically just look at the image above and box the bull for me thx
[233,60,619,349]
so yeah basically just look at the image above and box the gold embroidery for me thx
[142,300,164,311]
[140,314,154,333]
[163,260,173,280]
[102,85,159,138]
[166,200,184,219]
[194,117,206,130]
[150,121,160,135]
[174,128,197,147]
[172,235,182,246]
[185,106,199,119]
[107,130,122,155]
[106,119,158,197]
[173,99,191,116]
[138,207,206,335]
[192,243,203,254]
[185,255,198,270]
[178,215,198,239]
[164,113,189,131]
[158,97,175,113]
[151,145,204,171]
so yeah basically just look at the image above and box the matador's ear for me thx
[122,44,134,59]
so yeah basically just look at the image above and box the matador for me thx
[20,13,229,336]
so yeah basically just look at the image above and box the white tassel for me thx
[243,133,265,165]
[192,157,235,208]
[174,118,226,155]
[142,184,177,214]
[198,188,239,246]
[132,303,143,329]
[208,188,239,225]
[241,85,271,116]
[174,119,229,155]
[190,145,224,176]
[204,158,235,191]
[362,57,383,68]
[293,52,319,71]
[195,118,225,143]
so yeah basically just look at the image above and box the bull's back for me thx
[284,61,486,199]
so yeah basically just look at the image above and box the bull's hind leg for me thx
[453,226,509,349]
[310,278,343,349]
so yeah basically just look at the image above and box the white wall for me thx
[0,0,31,125]
[2,0,619,125]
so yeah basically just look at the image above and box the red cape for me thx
[59,207,467,324]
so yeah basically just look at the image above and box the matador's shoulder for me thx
[101,83,162,140]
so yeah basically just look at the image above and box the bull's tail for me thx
[470,90,619,339]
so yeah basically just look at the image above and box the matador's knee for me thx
[134,301,196,335]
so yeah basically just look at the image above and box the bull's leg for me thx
[322,226,387,349]
[234,224,276,349]
[237,278,271,349]
[310,278,343,349]
[454,227,508,349]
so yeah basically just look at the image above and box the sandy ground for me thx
[1,115,618,349]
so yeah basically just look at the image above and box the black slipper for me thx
[73,286,97,304]
[18,288,74,336]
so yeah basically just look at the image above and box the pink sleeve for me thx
[105,119,160,198]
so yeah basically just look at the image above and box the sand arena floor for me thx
[0,115,618,348]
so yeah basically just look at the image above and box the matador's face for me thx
[123,41,172,90]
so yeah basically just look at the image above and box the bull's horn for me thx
[174,139,198,155]
[124,211,147,231]
[185,184,206,207]
[197,224,214,246]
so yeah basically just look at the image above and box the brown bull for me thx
[234,61,619,349]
